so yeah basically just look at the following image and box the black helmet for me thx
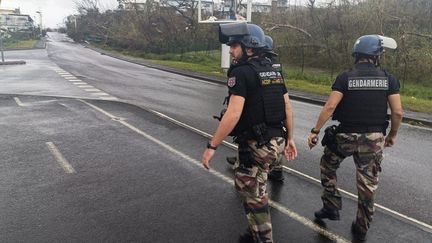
[352,35,397,57]
[219,22,248,44]
[264,35,278,56]
[219,23,266,49]
[241,24,266,48]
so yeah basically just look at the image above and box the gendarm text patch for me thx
[348,77,389,90]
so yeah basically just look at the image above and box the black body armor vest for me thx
[230,58,286,136]
[333,66,389,127]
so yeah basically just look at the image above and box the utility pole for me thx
[36,11,42,37]
[73,15,77,33]
[0,31,4,63]
[0,0,5,62]
[0,0,25,65]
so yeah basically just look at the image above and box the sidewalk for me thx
[0,38,46,66]
[88,45,432,128]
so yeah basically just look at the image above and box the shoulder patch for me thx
[227,77,236,87]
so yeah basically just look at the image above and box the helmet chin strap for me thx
[239,45,256,62]
[355,54,380,67]
[238,45,249,62]
[374,56,381,67]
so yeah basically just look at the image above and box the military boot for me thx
[268,170,284,182]
[314,207,340,220]
[351,221,367,241]
[238,229,255,243]
[226,156,237,165]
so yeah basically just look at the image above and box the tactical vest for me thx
[333,65,389,127]
[230,58,286,136]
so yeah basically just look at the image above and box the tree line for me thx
[66,0,432,90]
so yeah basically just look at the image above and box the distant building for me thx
[214,0,287,17]
[123,0,147,10]
[252,3,272,13]
[0,8,21,15]
[118,0,289,16]
[198,0,214,15]
[0,8,34,32]
[120,0,214,15]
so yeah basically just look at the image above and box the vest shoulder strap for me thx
[349,66,387,77]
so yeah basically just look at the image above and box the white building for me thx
[123,0,147,10]
[120,0,286,15]
[252,3,272,13]
[120,0,215,16]
[0,8,34,32]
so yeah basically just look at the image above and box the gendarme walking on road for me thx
[307,34,404,241]
[201,22,298,243]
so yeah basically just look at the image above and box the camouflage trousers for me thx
[234,137,285,243]
[231,156,284,173]
[320,132,384,233]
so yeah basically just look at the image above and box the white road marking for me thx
[13,97,25,107]
[46,142,76,174]
[90,92,109,96]
[192,78,225,86]
[68,79,82,82]
[99,97,118,100]
[290,100,432,131]
[64,76,78,79]
[149,109,236,149]
[281,166,432,233]
[145,108,432,234]
[72,82,87,85]
[78,85,94,88]
[291,99,323,108]
[80,100,350,242]
[84,88,101,92]
[404,122,432,131]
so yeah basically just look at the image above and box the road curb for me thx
[86,45,432,128]
[0,60,26,65]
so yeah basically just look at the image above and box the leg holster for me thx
[322,125,345,158]
[238,143,256,168]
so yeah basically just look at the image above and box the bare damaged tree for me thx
[66,0,432,86]
[164,0,198,30]
[74,0,99,15]
[73,0,114,45]
[404,32,432,40]
[117,0,126,10]
[264,22,312,38]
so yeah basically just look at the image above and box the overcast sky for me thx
[1,0,316,28]
[0,0,118,28]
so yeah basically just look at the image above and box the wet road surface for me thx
[0,32,431,242]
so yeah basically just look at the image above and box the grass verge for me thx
[147,58,432,114]
[3,39,38,49]
[97,46,432,114]
[148,59,226,78]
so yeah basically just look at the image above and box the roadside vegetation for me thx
[68,0,432,114]
[3,39,38,49]
[1,28,43,50]
[96,46,432,114]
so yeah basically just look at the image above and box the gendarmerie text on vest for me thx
[348,77,389,90]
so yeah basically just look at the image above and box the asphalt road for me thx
[0,32,431,242]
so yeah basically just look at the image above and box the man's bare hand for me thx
[201,148,215,169]
[284,139,298,161]
[308,133,319,149]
